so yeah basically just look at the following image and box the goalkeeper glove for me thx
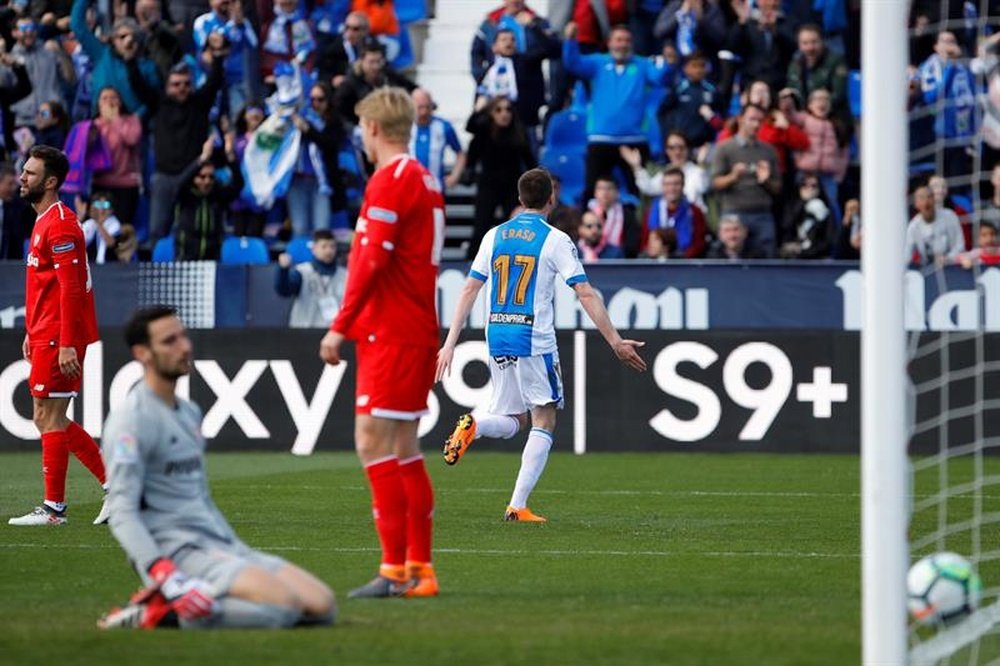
[148,558,217,621]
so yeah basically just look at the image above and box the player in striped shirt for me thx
[436,168,647,522]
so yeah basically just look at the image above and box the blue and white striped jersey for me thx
[409,116,462,188]
[470,212,587,356]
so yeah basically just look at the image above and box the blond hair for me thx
[355,87,415,144]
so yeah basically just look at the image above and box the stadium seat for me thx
[849,70,861,119]
[541,148,585,205]
[395,0,427,23]
[22,238,29,259]
[545,109,587,151]
[285,236,313,264]
[221,236,269,265]
[152,236,174,262]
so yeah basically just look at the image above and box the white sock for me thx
[509,428,553,509]
[472,412,520,440]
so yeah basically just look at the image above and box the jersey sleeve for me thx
[49,224,89,347]
[102,406,163,581]
[331,172,405,335]
[551,232,588,285]
[444,122,462,152]
[468,228,496,282]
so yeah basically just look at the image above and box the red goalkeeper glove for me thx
[148,558,217,621]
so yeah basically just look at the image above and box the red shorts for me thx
[28,343,87,399]
[355,340,436,419]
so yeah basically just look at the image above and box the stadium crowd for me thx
[0,0,995,269]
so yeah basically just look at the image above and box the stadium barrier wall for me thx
[2,329,871,453]
[3,261,999,332]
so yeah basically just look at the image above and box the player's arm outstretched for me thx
[436,276,486,381]
[573,281,647,372]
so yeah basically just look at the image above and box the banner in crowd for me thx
[1,329,868,454]
[2,261,998,332]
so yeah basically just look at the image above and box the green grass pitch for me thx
[1,450,867,665]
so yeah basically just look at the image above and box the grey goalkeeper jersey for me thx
[102,382,243,585]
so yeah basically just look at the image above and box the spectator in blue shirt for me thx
[562,21,672,201]
[919,30,977,178]
[193,0,258,120]
[409,88,465,191]
[70,0,161,118]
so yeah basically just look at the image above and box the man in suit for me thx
[316,11,370,89]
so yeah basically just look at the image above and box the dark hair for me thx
[125,305,177,347]
[91,190,114,206]
[311,81,337,123]
[741,102,767,117]
[518,168,553,210]
[982,221,998,234]
[683,50,706,65]
[662,166,686,185]
[313,229,334,242]
[42,99,69,131]
[27,145,70,189]
[361,37,386,58]
[235,104,265,134]
[494,28,515,42]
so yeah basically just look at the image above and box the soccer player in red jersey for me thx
[319,88,445,599]
[9,145,108,527]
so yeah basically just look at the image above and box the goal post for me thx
[861,0,910,664]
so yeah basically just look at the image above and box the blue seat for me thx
[221,236,269,265]
[152,236,174,262]
[285,236,314,264]
[395,0,427,23]
[849,70,861,119]
[545,109,587,151]
[541,147,586,205]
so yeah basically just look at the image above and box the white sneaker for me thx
[9,506,67,526]
[93,496,110,525]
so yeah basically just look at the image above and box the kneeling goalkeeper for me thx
[98,306,335,629]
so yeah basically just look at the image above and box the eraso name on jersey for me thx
[501,228,537,242]
[489,313,535,325]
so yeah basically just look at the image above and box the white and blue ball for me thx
[907,552,982,625]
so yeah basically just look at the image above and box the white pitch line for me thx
[233,485,864,498]
[0,542,860,559]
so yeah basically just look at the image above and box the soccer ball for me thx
[907,552,982,625]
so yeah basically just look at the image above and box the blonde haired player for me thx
[319,87,445,598]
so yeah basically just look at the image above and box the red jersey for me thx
[332,154,445,349]
[25,201,98,347]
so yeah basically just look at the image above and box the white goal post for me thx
[861,0,910,664]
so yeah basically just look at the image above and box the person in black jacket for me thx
[134,36,225,242]
[0,53,32,161]
[657,52,722,149]
[465,95,536,258]
[173,135,243,262]
[333,40,416,126]
[474,24,560,148]
[288,81,347,238]
[315,11,370,88]
[0,161,28,259]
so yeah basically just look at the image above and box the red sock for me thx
[41,430,70,504]
[364,457,407,574]
[399,455,434,565]
[65,422,106,486]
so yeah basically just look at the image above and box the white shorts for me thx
[488,351,564,416]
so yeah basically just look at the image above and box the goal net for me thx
[901,3,1000,664]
